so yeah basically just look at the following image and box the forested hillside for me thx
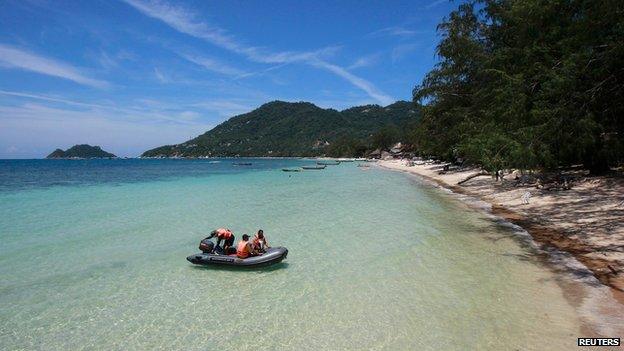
[142,100,419,157]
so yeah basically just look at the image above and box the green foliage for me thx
[326,136,367,157]
[412,0,624,174]
[46,145,116,159]
[372,125,400,151]
[142,101,420,158]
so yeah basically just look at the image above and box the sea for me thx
[0,159,621,350]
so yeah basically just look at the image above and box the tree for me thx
[412,0,624,173]
[372,125,400,151]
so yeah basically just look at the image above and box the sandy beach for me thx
[379,159,624,296]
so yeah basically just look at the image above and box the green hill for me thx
[46,144,116,159]
[141,100,419,157]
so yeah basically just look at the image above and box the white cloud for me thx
[369,26,417,38]
[191,100,253,117]
[122,0,252,55]
[129,97,257,118]
[153,67,169,83]
[0,44,109,88]
[177,110,201,120]
[181,54,247,77]
[0,88,261,126]
[95,51,118,70]
[391,44,419,62]
[0,90,107,109]
[0,89,201,125]
[425,0,447,9]
[348,53,382,70]
[309,60,394,105]
[234,63,289,80]
[122,0,394,104]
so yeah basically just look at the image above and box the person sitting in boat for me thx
[236,234,260,259]
[206,228,235,254]
[252,229,270,252]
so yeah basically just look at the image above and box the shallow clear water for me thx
[0,160,591,350]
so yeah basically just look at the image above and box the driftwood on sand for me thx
[457,171,489,185]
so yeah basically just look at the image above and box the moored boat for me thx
[282,168,302,172]
[302,165,326,170]
[317,161,340,166]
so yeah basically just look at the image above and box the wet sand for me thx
[379,160,624,292]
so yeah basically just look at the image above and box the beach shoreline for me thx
[378,160,624,297]
[379,159,624,338]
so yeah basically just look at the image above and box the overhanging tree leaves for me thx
[412,0,624,174]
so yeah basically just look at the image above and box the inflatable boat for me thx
[187,247,288,267]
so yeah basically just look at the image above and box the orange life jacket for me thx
[236,240,250,258]
[216,228,232,239]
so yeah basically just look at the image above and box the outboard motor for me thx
[199,239,215,254]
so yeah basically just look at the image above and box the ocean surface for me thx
[0,159,612,350]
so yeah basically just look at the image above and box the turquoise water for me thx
[0,160,596,350]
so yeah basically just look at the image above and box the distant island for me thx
[46,144,117,159]
[141,100,420,158]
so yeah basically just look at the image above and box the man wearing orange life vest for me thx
[236,234,260,259]
[206,227,235,254]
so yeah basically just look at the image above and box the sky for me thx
[0,0,457,158]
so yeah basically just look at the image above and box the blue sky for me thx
[0,0,455,158]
